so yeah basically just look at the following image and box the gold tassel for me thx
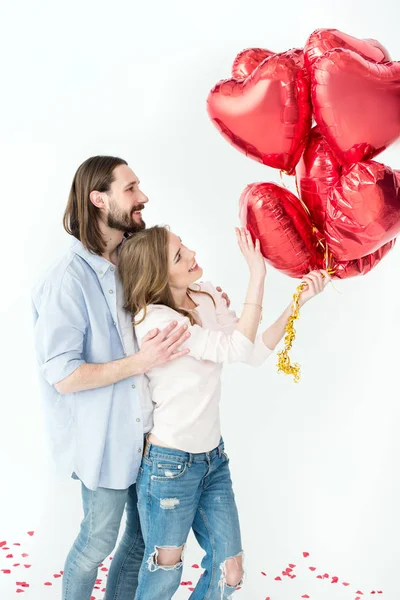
[276,282,306,383]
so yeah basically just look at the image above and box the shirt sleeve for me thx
[33,277,86,386]
[201,282,273,367]
[135,287,273,367]
[135,305,254,364]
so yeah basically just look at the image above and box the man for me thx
[32,156,230,600]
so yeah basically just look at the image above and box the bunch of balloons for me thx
[207,28,400,280]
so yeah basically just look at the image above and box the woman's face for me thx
[168,232,203,290]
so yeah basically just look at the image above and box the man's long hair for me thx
[63,155,127,254]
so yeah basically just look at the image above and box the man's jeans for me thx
[135,439,243,600]
[62,482,144,600]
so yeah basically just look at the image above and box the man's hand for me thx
[216,286,231,308]
[53,321,191,394]
[138,321,191,372]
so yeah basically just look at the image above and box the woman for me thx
[118,225,329,600]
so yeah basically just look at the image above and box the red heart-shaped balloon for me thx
[304,28,390,68]
[231,48,274,79]
[325,161,400,260]
[239,181,395,280]
[208,49,311,173]
[311,49,400,165]
[331,240,396,279]
[239,182,320,278]
[296,126,341,234]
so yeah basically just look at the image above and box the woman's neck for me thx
[172,287,196,310]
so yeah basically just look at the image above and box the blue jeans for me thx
[135,439,243,600]
[62,481,144,600]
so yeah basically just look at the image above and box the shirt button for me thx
[113,322,117,326]
[110,266,115,272]
[136,418,141,423]
[138,448,142,453]
[109,289,114,294]
[132,384,136,389]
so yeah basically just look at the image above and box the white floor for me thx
[0,528,386,599]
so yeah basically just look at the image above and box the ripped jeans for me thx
[134,439,243,600]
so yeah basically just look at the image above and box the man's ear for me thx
[89,190,106,209]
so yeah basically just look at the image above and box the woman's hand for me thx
[236,227,266,280]
[299,270,331,306]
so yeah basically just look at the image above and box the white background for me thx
[1,0,399,598]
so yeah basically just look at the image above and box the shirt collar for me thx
[71,239,115,279]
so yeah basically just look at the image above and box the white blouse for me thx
[134,282,272,453]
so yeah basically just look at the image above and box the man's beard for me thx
[107,200,146,233]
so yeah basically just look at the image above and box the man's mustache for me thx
[131,205,145,214]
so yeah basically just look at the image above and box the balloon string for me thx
[281,170,337,276]
[276,282,305,383]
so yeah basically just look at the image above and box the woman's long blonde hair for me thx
[118,226,214,326]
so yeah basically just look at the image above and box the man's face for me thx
[105,165,149,233]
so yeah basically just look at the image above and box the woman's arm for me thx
[261,270,330,351]
[208,270,330,367]
[232,228,266,342]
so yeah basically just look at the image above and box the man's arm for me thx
[55,322,190,395]
[34,279,191,396]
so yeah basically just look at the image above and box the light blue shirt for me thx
[32,239,151,490]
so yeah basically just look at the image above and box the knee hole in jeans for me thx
[219,553,244,588]
[146,545,185,572]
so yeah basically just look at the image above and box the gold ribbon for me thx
[276,282,305,383]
